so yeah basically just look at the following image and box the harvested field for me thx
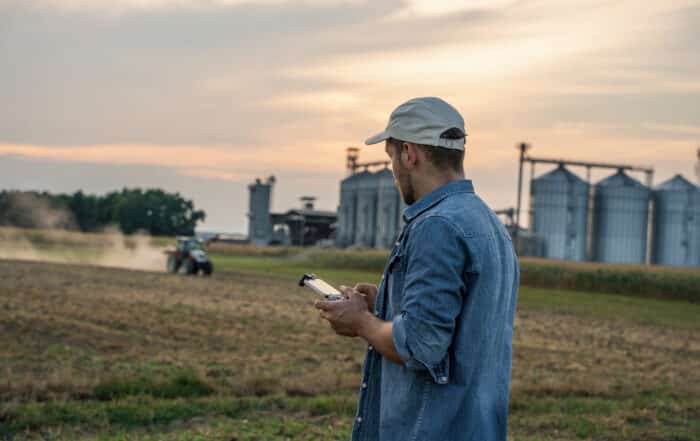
[1,257,698,440]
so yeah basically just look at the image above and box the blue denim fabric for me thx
[351,180,519,441]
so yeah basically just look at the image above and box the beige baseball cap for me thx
[365,97,467,151]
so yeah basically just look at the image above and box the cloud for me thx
[1,0,699,230]
[15,0,518,17]
[16,0,367,15]
[382,0,517,21]
[0,143,346,179]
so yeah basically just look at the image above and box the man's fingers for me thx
[339,285,355,297]
[315,300,334,311]
[354,283,376,294]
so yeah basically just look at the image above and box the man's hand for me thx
[315,287,372,337]
[354,283,378,312]
[315,285,404,364]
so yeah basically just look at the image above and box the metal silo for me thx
[593,170,650,264]
[248,176,275,245]
[652,175,700,267]
[354,171,379,247]
[529,165,589,261]
[375,168,399,248]
[336,172,362,247]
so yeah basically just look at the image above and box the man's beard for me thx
[395,163,416,205]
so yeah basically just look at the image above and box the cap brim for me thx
[365,130,390,145]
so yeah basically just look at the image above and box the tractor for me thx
[165,236,213,276]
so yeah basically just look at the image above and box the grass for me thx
[519,258,700,303]
[2,389,698,440]
[0,228,698,440]
[208,241,700,302]
[5,226,699,301]
[93,369,214,401]
[210,254,700,330]
[519,287,700,329]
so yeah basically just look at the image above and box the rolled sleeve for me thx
[391,216,469,384]
[392,311,450,384]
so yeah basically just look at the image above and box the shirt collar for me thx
[403,179,475,223]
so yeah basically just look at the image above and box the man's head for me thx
[384,138,465,204]
[365,97,467,204]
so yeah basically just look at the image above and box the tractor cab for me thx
[176,237,202,254]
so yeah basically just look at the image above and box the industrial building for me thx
[248,176,275,246]
[592,171,650,264]
[336,149,406,248]
[521,145,700,267]
[249,145,699,266]
[652,175,700,266]
[247,177,336,246]
[529,165,589,261]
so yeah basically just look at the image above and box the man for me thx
[315,97,519,441]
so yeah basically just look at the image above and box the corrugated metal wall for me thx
[336,173,361,247]
[354,171,379,247]
[652,175,700,267]
[336,168,408,249]
[530,165,589,261]
[375,168,400,248]
[247,178,274,245]
[593,170,650,264]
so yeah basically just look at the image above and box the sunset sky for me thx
[1,0,699,233]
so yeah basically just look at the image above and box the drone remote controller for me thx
[298,273,345,301]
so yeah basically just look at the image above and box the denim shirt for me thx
[351,180,519,441]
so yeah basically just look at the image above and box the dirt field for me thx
[1,258,699,440]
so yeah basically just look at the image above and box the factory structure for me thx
[519,144,700,267]
[247,145,699,268]
[247,176,336,246]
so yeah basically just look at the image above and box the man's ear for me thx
[403,142,418,170]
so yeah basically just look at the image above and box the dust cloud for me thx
[1,191,77,230]
[95,229,167,271]
[0,191,168,271]
[0,227,167,272]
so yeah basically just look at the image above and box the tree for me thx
[0,188,206,236]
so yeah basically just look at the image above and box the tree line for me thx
[0,188,206,236]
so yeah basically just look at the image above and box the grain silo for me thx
[336,172,362,247]
[593,170,650,264]
[652,175,700,267]
[375,168,399,248]
[248,176,275,245]
[354,171,379,247]
[529,165,589,261]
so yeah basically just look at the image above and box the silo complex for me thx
[530,165,589,261]
[593,170,650,264]
[652,175,700,267]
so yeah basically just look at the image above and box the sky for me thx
[1,0,699,233]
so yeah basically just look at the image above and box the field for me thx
[1,228,699,440]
